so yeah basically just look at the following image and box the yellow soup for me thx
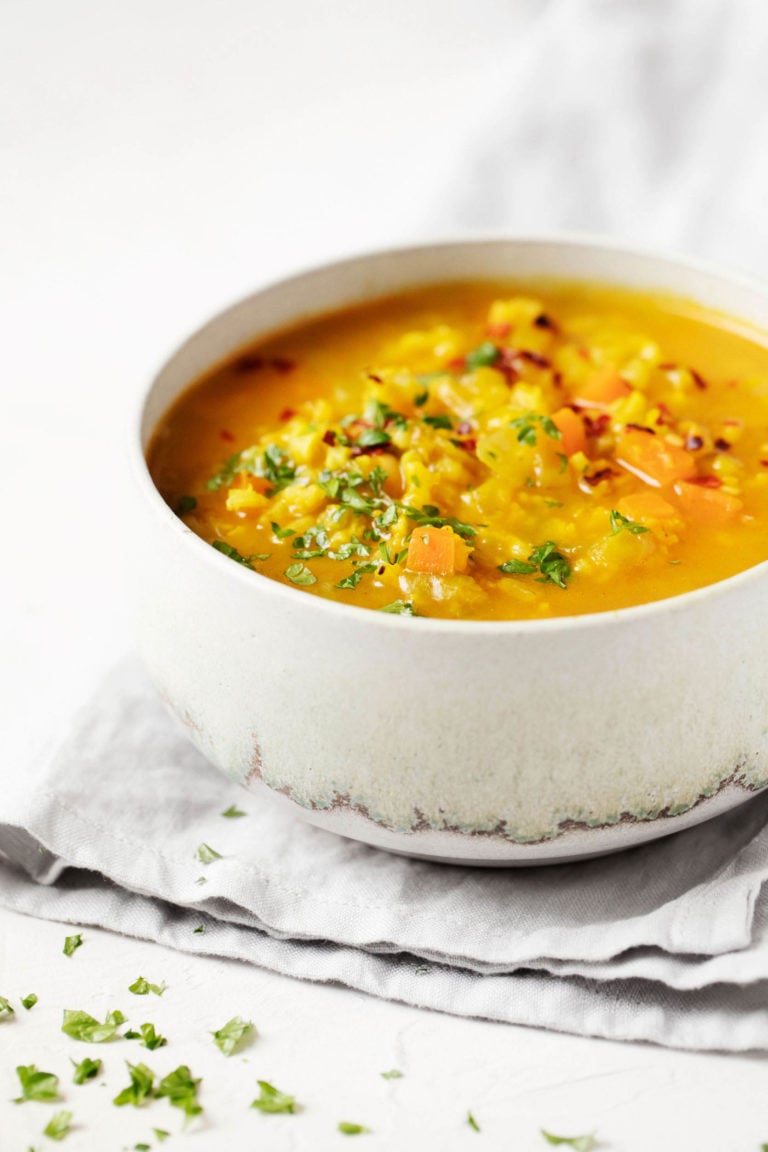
[148,282,768,620]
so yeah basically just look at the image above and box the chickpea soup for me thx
[148,282,768,621]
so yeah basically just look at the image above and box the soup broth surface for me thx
[148,282,768,620]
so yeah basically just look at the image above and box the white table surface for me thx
[3,2,768,1149]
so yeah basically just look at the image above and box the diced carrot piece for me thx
[616,492,677,522]
[572,368,632,408]
[551,407,587,457]
[405,525,468,575]
[673,481,743,522]
[615,430,696,487]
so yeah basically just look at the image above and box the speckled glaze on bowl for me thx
[132,237,768,865]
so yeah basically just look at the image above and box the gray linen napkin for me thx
[2,658,768,1052]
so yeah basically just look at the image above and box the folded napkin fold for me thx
[2,657,768,1052]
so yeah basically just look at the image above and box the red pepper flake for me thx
[685,435,705,451]
[456,421,474,435]
[658,361,677,371]
[496,348,519,383]
[486,322,511,340]
[760,460,768,468]
[553,371,563,389]
[458,437,477,454]
[534,313,557,330]
[584,467,619,487]
[625,423,656,435]
[516,349,551,369]
[447,356,467,372]
[714,438,731,452]
[584,413,610,439]
[577,347,590,362]
[220,429,235,442]
[722,418,742,426]
[234,354,264,373]
[322,430,337,446]
[655,401,674,426]
[690,368,707,391]
[351,444,386,457]
[271,356,296,374]
[279,407,296,422]
[368,372,383,384]
[691,475,723,488]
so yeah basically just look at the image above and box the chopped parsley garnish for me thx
[250,1079,297,1113]
[195,876,207,885]
[71,1057,101,1085]
[211,1016,254,1056]
[557,452,568,473]
[261,444,297,492]
[221,804,246,818]
[61,1008,126,1043]
[413,389,429,407]
[196,843,222,865]
[364,398,407,430]
[422,414,454,430]
[211,540,268,568]
[540,1131,597,1151]
[499,541,571,589]
[379,600,417,615]
[0,995,14,1016]
[271,521,296,539]
[357,427,391,449]
[153,1132,170,1144]
[207,451,246,491]
[609,509,649,536]
[467,1110,481,1132]
[125,1022,167,1050]
[129,977,166,997]
[21,993,38,1010]
[193,924,205,935]
[14,1065,59,1102]
[113,1061,155,1107]
[43,1110,72,1141]
[176,495,197,515]
[401,504,477,539]
[380,1069,403,1080]
[338,1121,370,1135]
[63,934,83,957]
[335,563,378,590]
[465,341,499,369]
[156,1065,203,1121]
[285,563,317,586]
[509,411,562,446]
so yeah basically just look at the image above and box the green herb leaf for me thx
[195,843,222,865]
[156,1065,203,1122]
[211,1016,254,1056]
[401,504,477,539]
[338,1121,370,1135]
[357,427,391,449]
[529,541,571,588]
[207,451,247,491]
[250,1079,296,1114]
[221,805,246,818]
[509,411,562,446]
[71,1057,101,1085]
[335,562,378,590]
[422,414,454,430]
[271,520,296,539]
[43,1110,72,1141]
[379,600,416,616]
[61,1008,126,1043]
[176,495,197,515]
[21,993,38,1011]
[14,1065,59,1103]
[285,563,317,586]
[609,509,649,536]
[193,924,205,935]
[540,1131,597,1151]
[467,1110,481,1132]
[129,977,166,997]
[135,1145,150,1151]
[465,341,499,369]
[498,558,537,575]
[211,540,257,569]
[63,934,83,958]
[380,1069,403,1079]
[126,1023,167,1051]
[113,1061,155,1108]
[0,995,14,1017]
[261,444,297,492]
[414,389,429,407]
[153,1132,170,1144]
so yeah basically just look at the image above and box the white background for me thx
[3,1,768,1148]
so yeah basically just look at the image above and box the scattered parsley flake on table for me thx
[156,1064,203,1121]
[0,995,14,1016]
[43,1110,73,1141]
[113,1061,155,1107]
[153,1130,170,1143]
[380,1069,403,1080]
[211,1015,254,1056]
[195,843,222,865]
[71,1057,102,1085]
[129,976,167,997]
[63,933,83,957]
[541,1130,598,1151]
[221,805,246,818]
[338,1121,370,1135]
[21,993,38,1010]
[467,1110,481,1132]
[193,924,205,934]
[14,1065,59,1102]
[250,1080,296,1114]
[62,1008,126,1043]
[125,1022,167,1050]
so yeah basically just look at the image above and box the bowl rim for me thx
[131,231,768,636]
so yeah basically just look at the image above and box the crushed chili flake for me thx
[655,401,674,426]
[690,368,707,391]
[534,313,556,329]
[271,356,296,374]
[714,438,732,451]
[368,372,383,384]
[457,437,477,453]
[486,321,511,340]
[515,349,551,369]
[584,467,619,487]
[447,356,466,372]
[351,444,386,457]
[279,407,297,422]
[234,354,264,373]
[625,423,656,435]
[220,429,235,442]
[760,460,768,468]
[322,430,337,446]
[691,475,723,488]
[584,413,610,438]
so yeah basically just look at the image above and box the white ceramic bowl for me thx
[132,237,768,865]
